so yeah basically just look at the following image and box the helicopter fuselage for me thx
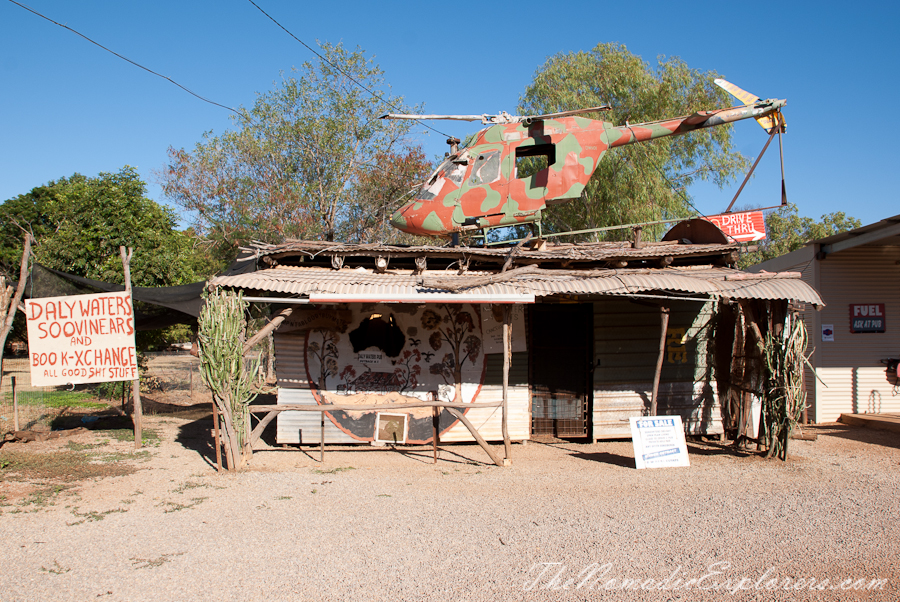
[389,99,785,237]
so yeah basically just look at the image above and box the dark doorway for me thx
[530,304,593,438]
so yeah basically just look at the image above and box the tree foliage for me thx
[0,166,210,286]
[158,42,426,250]
[738,204,862,268]
[518,43,751,239]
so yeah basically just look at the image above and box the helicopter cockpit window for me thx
[468,150,501,186]
[428,155,467,187]
[515,143,556,181]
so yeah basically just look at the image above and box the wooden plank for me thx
[249,410,279,446]
[839,413,900,434]
[446,407,505,467]
[249,401,503,413]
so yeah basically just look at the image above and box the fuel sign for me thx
[849,304,885,333]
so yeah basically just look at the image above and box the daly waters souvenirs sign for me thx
[26,292,138,386]
[703,210,767,242]
[629,415,690,469]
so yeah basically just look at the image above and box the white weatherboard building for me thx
[749,215,900,423]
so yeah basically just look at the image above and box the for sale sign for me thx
[629,416,690,469]
[849,303,886,333]
[25,292,138,386]
[703,210,767,242]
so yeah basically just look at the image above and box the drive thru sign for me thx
[703,210,767,242]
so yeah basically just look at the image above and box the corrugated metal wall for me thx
[592,298,722,439]
[273,332,310,389]
[440,352,529,443]
[813,246,900,422]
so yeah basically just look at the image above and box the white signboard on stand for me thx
[629,415,690,469]
[25,292,138,386]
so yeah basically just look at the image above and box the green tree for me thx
[0,166,209,286]
[158,42,422,250]
[738,204,862,268]
[0,167,214,349]
[343,147,434,243]
[518,42,751,239]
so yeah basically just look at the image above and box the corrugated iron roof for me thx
[211,265,824,305]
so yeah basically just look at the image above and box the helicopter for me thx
[382,80,786,238]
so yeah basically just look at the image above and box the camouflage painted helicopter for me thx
[383,80,785,238]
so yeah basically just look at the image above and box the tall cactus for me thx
[198,288,259,469]
[762,315,809,460]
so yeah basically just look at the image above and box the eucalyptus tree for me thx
[518,43,751,239]
[159,42,423,250]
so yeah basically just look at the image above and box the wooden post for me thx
[212,400,222,472]
[12,376,19,432]
[320,412,325,463]
[0,235,32,382]
[446,407,504,467]
[650,305,670,416]
[432,406,439,464]
[120,246,143,449]
[502,306,511,462]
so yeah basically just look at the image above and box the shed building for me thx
[748,215,900,422]
[213,232,823,446]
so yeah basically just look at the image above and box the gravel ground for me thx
[0,414,897,602]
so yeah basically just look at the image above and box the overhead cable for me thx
[8,0,240,116]
[245,0,451,139]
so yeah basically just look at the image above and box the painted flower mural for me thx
[304,304,486,443]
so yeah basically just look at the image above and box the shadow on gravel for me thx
[567,451,635,468]
[684,441,758,458]
[175,413,217,469]
[397,445,492,466]
[811,423,900,450]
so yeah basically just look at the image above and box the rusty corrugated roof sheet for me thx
[238,238,739,265]
[211,265,824,305]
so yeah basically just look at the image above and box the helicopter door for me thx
[453,147,509,228]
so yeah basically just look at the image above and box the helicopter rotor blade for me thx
[714,78,785,134]
[381,113,487,122]
[382,105,612,126]
[521,106,612,124]
[777,113,788,206]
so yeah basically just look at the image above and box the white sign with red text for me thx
[703,210,767,242]
[25,292,138,386]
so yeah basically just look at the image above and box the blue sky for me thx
[2,0,898,230]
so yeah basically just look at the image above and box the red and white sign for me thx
[25,292,138,386]
[703,210,767,242]
[849,303,886,333]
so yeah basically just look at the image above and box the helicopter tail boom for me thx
[607,99,786,148]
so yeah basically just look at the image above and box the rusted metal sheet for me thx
[276,387,357,444]
[272,332,310,389]
[592,382,722,440]
[241,239,740,264]
[213,265,824,306]
[592,298,722,439]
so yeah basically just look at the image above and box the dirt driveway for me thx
[1,411,898,602]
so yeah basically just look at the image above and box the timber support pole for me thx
[243,307,294,354]
[502,306,511,462]
[446,407,505,467]
[650,305,670,416]
[0,235,32,382]
[120,246,143,449]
